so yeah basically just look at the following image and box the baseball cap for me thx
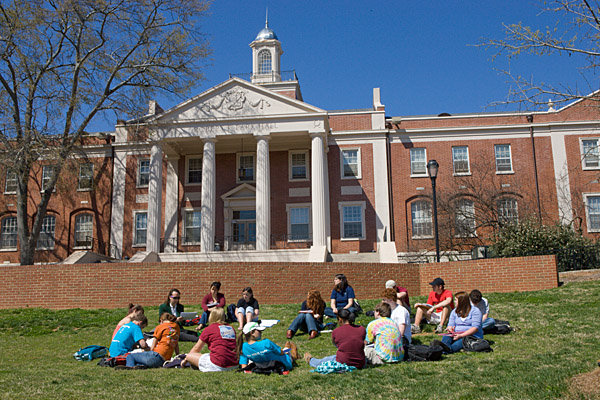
[429,277,445,286]
[385,280,396,289]
[242,321,266,335]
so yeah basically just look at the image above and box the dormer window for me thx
[258,49,271,74]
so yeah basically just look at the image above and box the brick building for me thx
[1,22,600,265]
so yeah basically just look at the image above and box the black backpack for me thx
[226,304,237,323]
[483,319,512,335]
[407,344,443,362]
[462,335,493,352]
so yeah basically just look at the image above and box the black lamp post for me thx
[427,159,440,262]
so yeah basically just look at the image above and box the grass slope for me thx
[0,281,599,400]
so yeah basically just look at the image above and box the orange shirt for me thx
[153,321,180,361]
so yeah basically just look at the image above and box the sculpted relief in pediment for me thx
[200,88,271,117]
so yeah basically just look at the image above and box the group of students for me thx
[108,274,494,371]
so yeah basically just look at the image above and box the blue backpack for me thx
[73,345,108,361]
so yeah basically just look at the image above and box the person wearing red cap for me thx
[412,277,453,334]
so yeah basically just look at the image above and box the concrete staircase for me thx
[328,252,380,263]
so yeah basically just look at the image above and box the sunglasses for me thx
[170,296,180,299]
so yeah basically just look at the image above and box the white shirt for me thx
[391,304,411,343]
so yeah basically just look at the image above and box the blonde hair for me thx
[208,307,226,324]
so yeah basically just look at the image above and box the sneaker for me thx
[435,324,444,334]
[431,339,452,354]
[411,324,421,334]
[286,330,294,339]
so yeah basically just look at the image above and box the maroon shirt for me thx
[396,286,411,308]
[331,324,366,369]
[199,323,238,368]
[201,292,226,312]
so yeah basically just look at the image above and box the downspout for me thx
[527,114,543,223]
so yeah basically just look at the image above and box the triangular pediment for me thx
[154,78,324,123]
[221,183,256,200]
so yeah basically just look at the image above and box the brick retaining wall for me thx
[0,255,557,309]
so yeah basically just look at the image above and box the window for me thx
[187,157,202,184]
[452,146,470,175]
[36,216,55,249]
[494,144,513,173]
[411,201,432,238]
[184,210,201,244]
[137,159,150,187]
[238,154,254,182]
[74,214,93,248]
[339,202,365,239]
[455,199,476,237]
[4,170,17,193]
[289,151,308,180]
[78,163,94,190]
[258,49,272,74]
[42,165,55,191]
[288,206,310,241]
[341,149,360,178]
[497,198,519,224]
[585,194,600,232]
[0,216,17,249]
[410,148,427,176]
[133,212,147,246]
[582,139,600,169]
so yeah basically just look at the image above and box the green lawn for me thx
[1,280,599,400]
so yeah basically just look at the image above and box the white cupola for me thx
[250,13,283,84]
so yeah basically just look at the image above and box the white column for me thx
[109,149,127,259]
[255,135,271,251]
[146,144,163,253]
[201,138,216,252]
[311,132,327,247]
[163,156,179,253]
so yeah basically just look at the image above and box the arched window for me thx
[74,213,93,248]
[411,201,432,238]
[497,198,519,224]
[258,49,272,74]
[0,216,17,249]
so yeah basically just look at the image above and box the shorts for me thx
[197,353,237,372]
[428,311,442,324]
[236,306,258,320]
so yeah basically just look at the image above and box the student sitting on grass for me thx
[123,313,180,369]
[432,291,483,354]
[236,287,260,330]
[304,309,366,369]
[196,282,226,331]
[112,304,144,339]
[109,314,150,357]
[382,288,411,346]
[364,302,403,365]
[385,279,411,311]
[184,307,238,372]
[324,274,357,318]
[237,321,298,371]
[158,288,198,342]
[287,289,326,340]
[469,289,496,330]
[412,277,453,334]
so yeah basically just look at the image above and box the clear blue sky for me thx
[92,1,594,131]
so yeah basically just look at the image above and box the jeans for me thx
[441,335,465,354]
[198,310,210,326]
[288,313,324,334]
[126,351,164,368]
[482,317,496,330]
[309,354,336,368]
[324,306,357,318]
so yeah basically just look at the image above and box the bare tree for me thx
[480,0,600,109]
[0,0,210,265]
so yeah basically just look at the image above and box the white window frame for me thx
[36,215,56,250]
[288,150,309,181]
[132,210,148,247]
[137,158,150,187]
[4,170,17,194]
[411,200,433,239]
[78,163,94,191]
[183,209,201,245]
[286,203,312,242]
[497,197,519,224]
[583,193,600,232]
[455,198,476,237]
[340,148,361,179]
[185,156,202,185]
[258,49,272,74]
[338,201,366,240]
[41,165,55,192]
[452,146,471,175]
[236,152,256,183]
[74,213,93,249]
[0,216,17,250]
[494,144,514,174]
[410,148,428,177]
[581,138,600,170]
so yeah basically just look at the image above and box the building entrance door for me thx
[231,210,256,250]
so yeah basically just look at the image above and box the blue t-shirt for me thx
[109,322,144,357]
[330,285,356,309]
[448,306,483,338]
[239,338,293,370]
